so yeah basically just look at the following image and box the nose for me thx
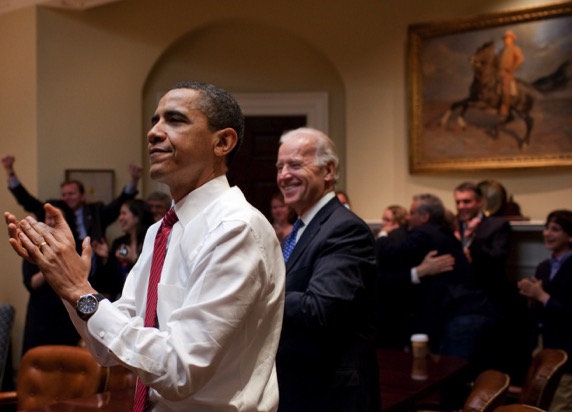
[147,121,166,144]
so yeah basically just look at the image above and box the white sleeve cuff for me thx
[411,267,420,284]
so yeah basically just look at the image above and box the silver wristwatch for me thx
[76,293,106,320]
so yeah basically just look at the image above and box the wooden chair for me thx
[494,405,546,412]
[415,370,510,412]
[508,348,567,410]
[463,370,511,412]
[0,345,103,410]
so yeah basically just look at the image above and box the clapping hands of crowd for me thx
[517,277,550,305]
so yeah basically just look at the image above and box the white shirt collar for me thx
[172,175,230,225]
[299,191,335,227]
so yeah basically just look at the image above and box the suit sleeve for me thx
[99,188,138,230]
[469,219,511,263]
[283,217,376,331]
[9,183,46,220]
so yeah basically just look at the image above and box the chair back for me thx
[463,370,510,412]
[16,345,103,410]
[494,404,546,412]
[520,348,567,410]
[0,304,15,387]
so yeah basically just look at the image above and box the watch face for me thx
[78,295,98,315]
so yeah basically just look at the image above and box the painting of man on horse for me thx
[409,4,572,172]
[439,34,535,149]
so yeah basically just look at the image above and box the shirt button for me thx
[99,331,105,338]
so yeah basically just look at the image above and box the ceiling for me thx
[0,0,123,15]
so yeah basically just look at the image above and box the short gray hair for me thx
[412,193,445,224]
[279,127,340,184]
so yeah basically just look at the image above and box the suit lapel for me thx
[548,255,572,287]
[285,197,340,271]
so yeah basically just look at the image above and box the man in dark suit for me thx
[1,154,141,243]
[454,181,529,383]
[275,127,380,412]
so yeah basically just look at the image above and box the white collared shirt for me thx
[294,191,336,242]
[68,175,285,412]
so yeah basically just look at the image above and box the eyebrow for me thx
[151,109,189,124]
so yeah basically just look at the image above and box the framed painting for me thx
[408,2,572,173]
[65,169,115,204]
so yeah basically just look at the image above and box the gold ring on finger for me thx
[39,241,47,248]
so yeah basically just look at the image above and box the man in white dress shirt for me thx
[6,81,285,412]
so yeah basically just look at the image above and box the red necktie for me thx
[133,208,178,412]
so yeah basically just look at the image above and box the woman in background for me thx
[270,192,296,243]
[21,200,80,354]
[378,204,408,237]
[92,198,154,301]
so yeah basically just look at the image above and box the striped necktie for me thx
[133,208,178,412]
[282,218,304,262]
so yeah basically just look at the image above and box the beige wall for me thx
[0,0,570,371]
[0,7,38,370]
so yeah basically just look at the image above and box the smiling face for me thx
[543,219,572,256]
[147,88,236,202]
[60,182,85,211]
[276,133,334,217]
[454,189,483,223]
[118,204,138,234]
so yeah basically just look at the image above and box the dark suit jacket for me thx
[533,255,572,373]
[10,182,135,241]
[462,216,511,304]
[375,226,418,348]
[377,222,492,351]
[276,197,381,412]
[21,260,80,354]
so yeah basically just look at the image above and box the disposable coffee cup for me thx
[411,357,428,381]
[410,333,429,359]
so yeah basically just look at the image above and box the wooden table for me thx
[378,348,468,412]
[22,350,467,411]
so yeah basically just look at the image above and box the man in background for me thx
[1,154,141,243]
[145,191,172,222]
[454,181,529,383]
[275,127,380,412]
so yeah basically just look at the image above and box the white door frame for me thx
[233,92,329,134]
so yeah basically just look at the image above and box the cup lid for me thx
[410,333,429,342]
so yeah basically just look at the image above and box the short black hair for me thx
[546,209,572,246]
[169,81,244,166]
[60,180,85,194]
[454,181,482,199]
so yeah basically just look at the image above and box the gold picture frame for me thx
[408,2,572,173]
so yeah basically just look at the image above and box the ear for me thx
[322,161,336,183]
[213,128,238,159]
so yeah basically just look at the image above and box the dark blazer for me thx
[532,255,572,373]
[21,260,80,354]
[276,197,381,412]
[375,226,418,349]
[10,182,135,241]
[462,216,511,304]
[377,222,492,352]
